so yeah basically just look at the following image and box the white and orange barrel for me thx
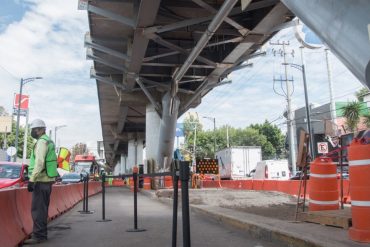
[348,133,370,243]
[143,177,151,190]
[308,157,339,211]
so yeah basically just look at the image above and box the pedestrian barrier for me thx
[308,157,339,211]
[0,182,101,247]
[348,135,370,243]
[15,188,33,235]
[100,161,191,247]
[0,189,26,247]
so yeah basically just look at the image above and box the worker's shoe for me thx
[23,238,47,245]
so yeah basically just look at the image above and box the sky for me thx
[0,0,366,154]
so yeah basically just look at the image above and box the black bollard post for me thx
[97,173,111,222]
[172,160,180,247]
[80,177,86,212]
[80,175,94,214]
[127,167,146,232]
[180,161,191,247]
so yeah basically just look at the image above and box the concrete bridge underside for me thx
[80,0,370,169]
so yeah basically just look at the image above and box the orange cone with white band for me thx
[348,133,370,243]
[308,157,339,211]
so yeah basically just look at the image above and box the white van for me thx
[253,160,290,180]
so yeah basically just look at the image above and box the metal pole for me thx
[54,126,57,145]
[283,43,296,175]
[213,118,216,157]
[226,125,230,148]
[22,110,29,164]
[172,164,179,247]
[180,161,191,247]
[97,173,112,222]
[14,78,23,162]
[193,125,197,160]
[302,65,315,159]
[126,168,145,232]
[86,177,89,211]
[325,49,337,131]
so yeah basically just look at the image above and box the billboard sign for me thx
[13,94,29,110]
[0,116,12,133]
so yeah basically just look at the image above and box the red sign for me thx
[13,94,29,110]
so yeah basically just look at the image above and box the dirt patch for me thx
[156,188,300,221]
[222,203,297,221]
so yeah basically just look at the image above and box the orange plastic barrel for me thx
[348,135,370,243]
[164,176,173,188]
[143,177,151,190]
[129,177,139,192]
[308,157,339,211]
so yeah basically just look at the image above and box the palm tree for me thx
[363,114,370,128]
[342,101,362,132]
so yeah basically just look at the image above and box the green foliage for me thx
[355,87,370,102]
[363,114,370,128]
[183,117,285,160]
[342,101,362,132]
[0,120,35,159]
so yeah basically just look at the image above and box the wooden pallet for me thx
[298,208,352,229]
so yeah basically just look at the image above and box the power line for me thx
[0,64,19,80]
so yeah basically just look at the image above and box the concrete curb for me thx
[140,189,366,247]
[190,205,320,247]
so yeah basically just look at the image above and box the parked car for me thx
[61,172,82,184]
[0,162,28,189]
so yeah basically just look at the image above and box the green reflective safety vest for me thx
[29,134,58,178]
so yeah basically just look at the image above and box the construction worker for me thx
[24,119,58,245]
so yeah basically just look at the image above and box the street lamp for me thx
[14,77,42,161]
[283,62,315,159]
[54,125,67,149]
[203,116,216,157]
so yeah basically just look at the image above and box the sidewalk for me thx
[145,189,369,247]
[36,187,281,247]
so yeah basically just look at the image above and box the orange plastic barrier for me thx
[0,189,26,247]
[143,177,151,190]
[348,136,370,243]
[252,180,264,190]
[164,176,173,188]
[308,157,339,211]
[15,188,33,235]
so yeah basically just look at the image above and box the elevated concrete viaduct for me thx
[78,0,370,171]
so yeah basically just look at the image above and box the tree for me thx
[250,120,285,158]
[0,120,35,159]
[0,106,8,116]
[342,101,362,132]
[71,143,88,161]
[355,87,370,102]
[363,114,370,128]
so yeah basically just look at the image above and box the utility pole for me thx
[226,125,230,148]
[270,41,297,175]
[325,49,337,134]
[22,110,29,164]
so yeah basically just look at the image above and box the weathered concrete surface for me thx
[36,187,281,247]
[152,188,368,247]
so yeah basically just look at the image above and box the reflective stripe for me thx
[309,199,338,205]
[310,173,337,178]
[352,200,370,207]
[349,159,370,166]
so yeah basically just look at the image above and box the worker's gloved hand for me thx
[27,182,35,192]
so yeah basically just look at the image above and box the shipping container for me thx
[216,146,262,180]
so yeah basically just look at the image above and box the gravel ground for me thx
[156,188,300,221]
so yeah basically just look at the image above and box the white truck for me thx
[253,159,290,180]
[216,146,262,180]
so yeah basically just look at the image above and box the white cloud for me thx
[0,0,101,150]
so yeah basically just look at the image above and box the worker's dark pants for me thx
[31,182,52,240]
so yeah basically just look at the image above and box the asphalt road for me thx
[34,187,283,247]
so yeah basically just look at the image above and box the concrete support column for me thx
[145,103,161,167]
[120,154,127,174]
[127,139,144,172]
